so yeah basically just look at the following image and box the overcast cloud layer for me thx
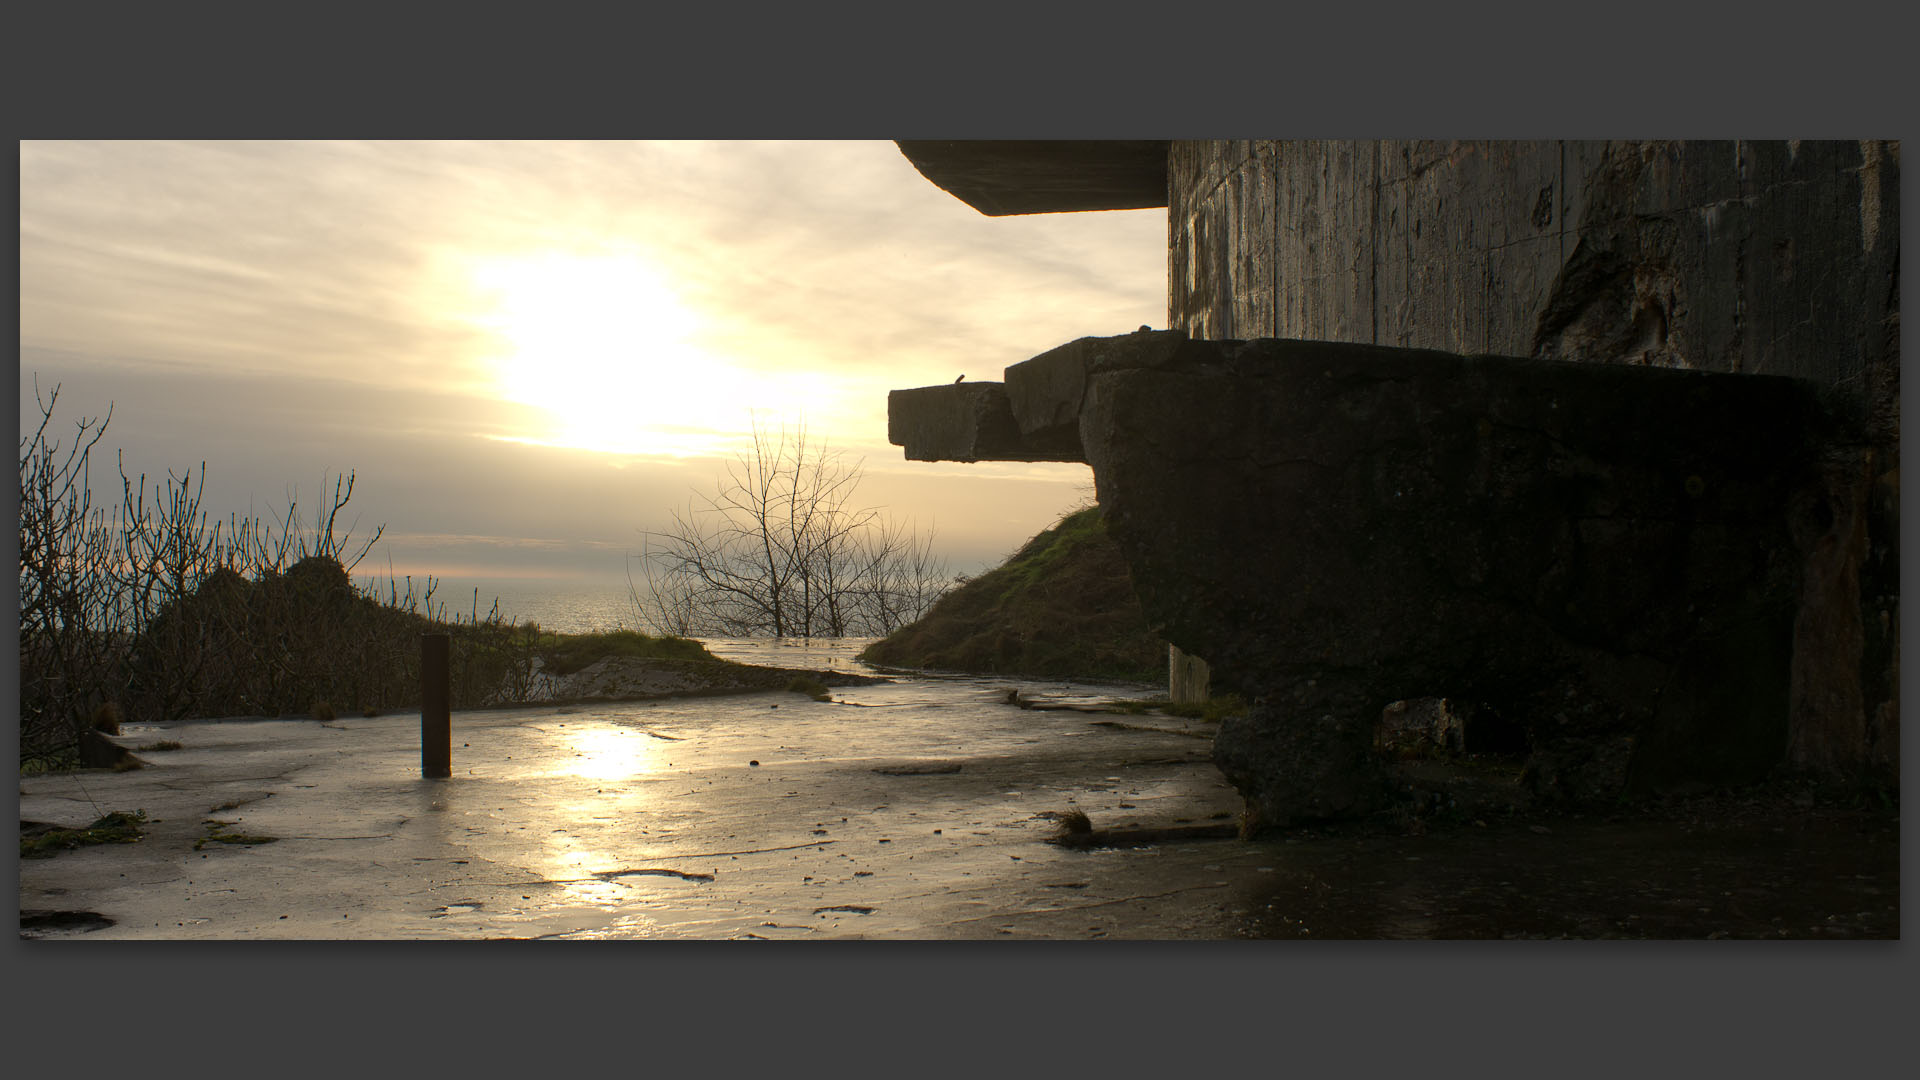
[19,141,1165,592]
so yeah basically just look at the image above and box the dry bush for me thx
[19,380,544,767]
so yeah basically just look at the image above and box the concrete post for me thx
[421,633,450,778]
[1170,644,1211,705]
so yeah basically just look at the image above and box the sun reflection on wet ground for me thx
[17,639,1900,939]
[559,725,656,782]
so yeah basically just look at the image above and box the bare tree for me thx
[18,381,127,765]
[630,419,950,638]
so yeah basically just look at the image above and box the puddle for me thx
[19,910,115,938]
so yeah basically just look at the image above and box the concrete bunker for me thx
[890,330,1850,824]
[889,140,1897,827]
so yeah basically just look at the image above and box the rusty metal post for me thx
[421,633,451,778]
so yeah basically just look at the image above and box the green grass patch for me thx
[536,629,714,676]
[20,810,147,858]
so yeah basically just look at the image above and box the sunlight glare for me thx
[565,725,654,782]
[467,251,752,456]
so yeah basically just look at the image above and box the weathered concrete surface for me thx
[889,331,1852,825]
[19,655,1897,941]
[896,141,1169,216]
[887,381,1083,463]
[892,139,1894,806]
[1168,141,1899,394]
[1083,336,1841,824]
[18,644,1898,940]
[1166,140,1899,787]
[888,330,1187,464]
[18,657,1263,940]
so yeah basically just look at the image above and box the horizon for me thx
[19,140,1163,597]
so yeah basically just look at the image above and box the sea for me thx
[423,582,644,636]
[452,583,885,671]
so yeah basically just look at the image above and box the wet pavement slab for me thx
[17,641,1902,940]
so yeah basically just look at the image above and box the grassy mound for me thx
[859,506,1165,682]
[531,629,714,675]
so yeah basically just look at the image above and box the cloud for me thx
[20,141,1161,589]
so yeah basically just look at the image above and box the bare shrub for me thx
[630,419,950,638]
[19,379,544,765]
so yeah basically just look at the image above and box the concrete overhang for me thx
[895,140,1169,216]
[887,330,1192,462]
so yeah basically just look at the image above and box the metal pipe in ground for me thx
[421,633,451,778]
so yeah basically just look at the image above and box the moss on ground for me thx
[20,810,148,858]
[860,506,1166,683]
[194,819,277,850]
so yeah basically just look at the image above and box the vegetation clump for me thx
[20,810,147,858]
[15,383,873,773]
[859,507,1166,683]
[15,379,663,770]
[1051,807,1094,846]
[531,628,713,675]
[195,820,277,850]
[784,675,832,701]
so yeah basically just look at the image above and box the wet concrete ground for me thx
[17,641,1901,940]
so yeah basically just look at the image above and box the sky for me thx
[18,140,1166,599]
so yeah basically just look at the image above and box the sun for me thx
[466,251,746,456]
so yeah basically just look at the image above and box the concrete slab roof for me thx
[896,140,1168,216]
